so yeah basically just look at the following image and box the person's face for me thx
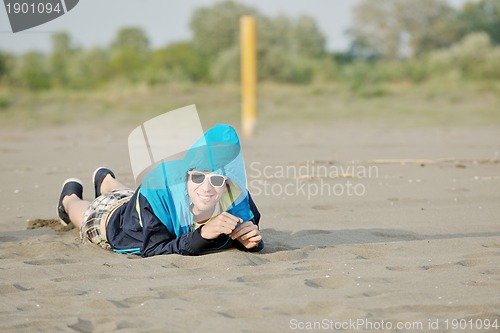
[187,170,226,214]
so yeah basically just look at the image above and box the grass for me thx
[263,80,500,127]
[0,80,499,130]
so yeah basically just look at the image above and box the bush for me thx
[0,96,10,109]
[66,47,110,89]
[0,52,9,80]
[427,32,500,80]
[16,52,51,90]
[151,42,209,83]
[211,46,240,83]
[483,48,500,79]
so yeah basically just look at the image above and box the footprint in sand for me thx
[420,263,455,271]
[455,259,485,267]
[481,242,500,248]
[292,264,334,272]
[24,258,77,265]
[52,274,115,283]
[480,268,500,275]
[387,263,453,272]
[304,276,353,289]
[0,283,34,294]
[108,300,131,309]
[463,251,499,258]
[461,280,499,287]
[234,273,290,289]
[68,319,93,333]
[0,236,18,242]
[311,204,337,211]
[387,258,487,273]
[303,300,342,316]
[341,243,396,260]
[264,249,310,261]
[386,265,422,272]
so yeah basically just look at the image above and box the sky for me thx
[0,0,470,54]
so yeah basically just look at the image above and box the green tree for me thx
[49,31,75,87]
[456,0,500,45]
[257,14,328,83]
[150,42,208,82]
[17,52,51,90]
[67,47,110,89]
[257,14,326,58]
[428,32,500,80]
[108,27,150,81]
[210,45,240,82]
[190,1,259,60]
[189,1,328,83]
[293,15,326,58]
[348,0,458,59]
[0,52,10,80]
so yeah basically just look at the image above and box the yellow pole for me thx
[240,16,257,137]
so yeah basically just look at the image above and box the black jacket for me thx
[105,189,263,256]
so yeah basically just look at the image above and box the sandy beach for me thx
[1,120,499,332]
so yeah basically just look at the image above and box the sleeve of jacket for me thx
[235,192,264,252]
[143,227,216,257]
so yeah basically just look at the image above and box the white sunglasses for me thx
[187,170,228,188]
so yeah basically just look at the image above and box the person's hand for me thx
[230,221,262,249]
[200,212,242,240]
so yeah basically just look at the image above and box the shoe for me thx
[92,167,115,198]
[57,178,83,226]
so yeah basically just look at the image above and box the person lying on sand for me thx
[56,124,263,256]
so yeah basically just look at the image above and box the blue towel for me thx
[140,124,254,237]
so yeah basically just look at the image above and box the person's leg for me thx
[63,194,90,230]
[99,174,130,195]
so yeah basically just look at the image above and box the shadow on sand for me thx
[260,228,500,254]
